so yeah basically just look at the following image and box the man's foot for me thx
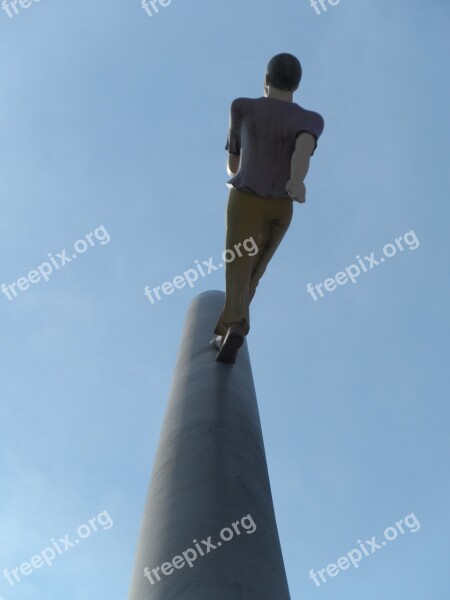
[215,322,246,364]
[209,335,223,351]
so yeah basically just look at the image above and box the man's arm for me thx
[286,133,316,203]
[225,98,245,176]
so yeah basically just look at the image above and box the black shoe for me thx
[215,322,245,364]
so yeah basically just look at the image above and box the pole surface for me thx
[128,290,291,600]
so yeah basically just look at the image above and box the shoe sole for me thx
[215,331,244,364]
[209,336,223,351]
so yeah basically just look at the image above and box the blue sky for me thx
[0,0,449,598]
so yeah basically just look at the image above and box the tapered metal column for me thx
[128,290,290,599]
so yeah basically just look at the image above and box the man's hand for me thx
[286,180,306,203]
[227,153,240,176]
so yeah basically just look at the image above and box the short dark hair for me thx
[266,53,302,92]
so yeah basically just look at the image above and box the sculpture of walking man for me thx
[212,53,325,364]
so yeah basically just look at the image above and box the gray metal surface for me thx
[128,290,290,599]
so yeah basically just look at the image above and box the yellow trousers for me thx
[214,187,293,337]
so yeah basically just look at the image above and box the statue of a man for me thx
[212,53,324,364]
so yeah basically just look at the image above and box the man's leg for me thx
[213,188,264,337]
[248,196,293,302]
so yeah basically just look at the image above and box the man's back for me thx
[226,96,324,198]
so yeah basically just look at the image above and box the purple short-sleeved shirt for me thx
[225,96,324,198]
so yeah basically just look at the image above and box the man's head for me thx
[265,53,302,93]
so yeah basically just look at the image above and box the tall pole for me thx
[128,290,291,599]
